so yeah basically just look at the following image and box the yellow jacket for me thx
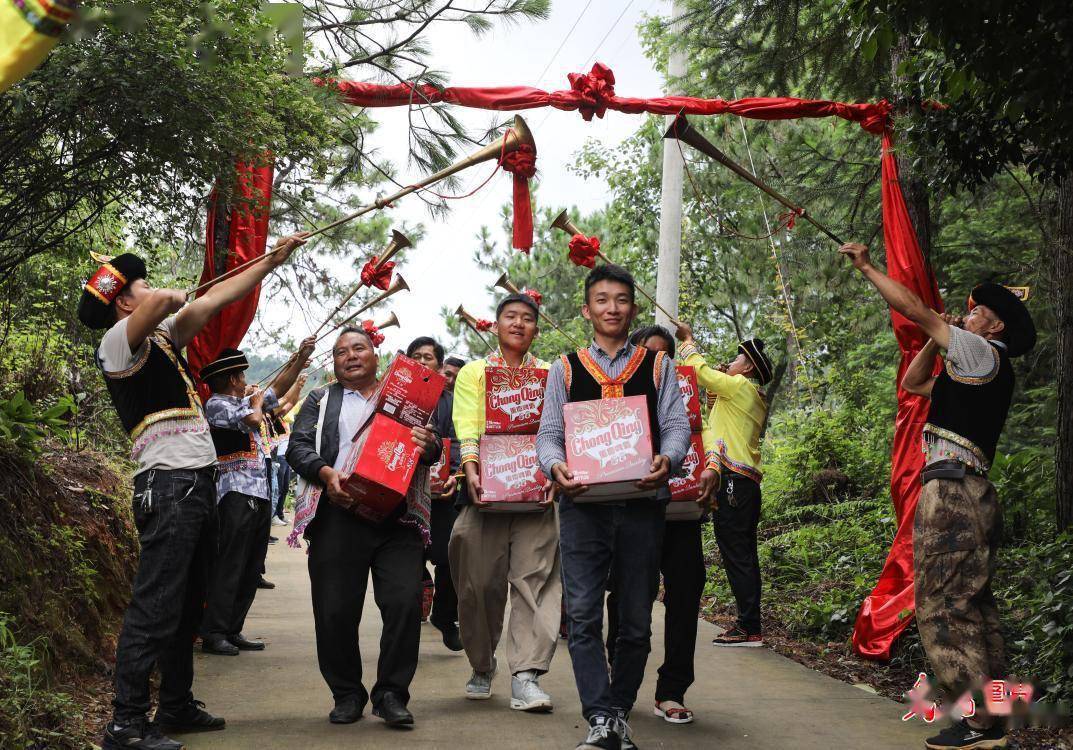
[680,342,766,482]
[452,349,549,465]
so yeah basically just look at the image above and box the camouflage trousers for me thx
[914,475,1006,702]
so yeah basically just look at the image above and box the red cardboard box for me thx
[479,434,547,511]
[431,438,451,487]
[484,366,548,434]
[667,433,705,520]
[374,354,446,429]
[676,365,703,433]
[564,396,654,500]
[338,414,421,522]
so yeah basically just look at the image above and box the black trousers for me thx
[428,498,458,627]
[307,500,424,708]
[202,491,271,639]
[711,474,762,634]
[606,518,705,703]
[112,467,217,722]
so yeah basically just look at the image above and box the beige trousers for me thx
[448,504,561,675]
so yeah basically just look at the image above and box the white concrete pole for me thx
[654,0,688,330]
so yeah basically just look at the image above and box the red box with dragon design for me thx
[479,434,546,511]
[484,366,548,434]
[676,365,703,433]
[374,354,445,429]
[339,414,421,522]
[564,395,654,500]
[667,432,705,520]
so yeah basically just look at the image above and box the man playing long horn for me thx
[78,233,307,750]
[448,292,561,712]
[286,325,442,729]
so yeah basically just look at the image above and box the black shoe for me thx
[154,699,226,733]
[431,620,463,652]
[372,693,414,729]
[102,717,184,750]
[201,636,239,656]
[329,695,364,724]
[577,714,621,750]
[258,576,275,589]
[228,633,265,651]
[925,720,1007,749]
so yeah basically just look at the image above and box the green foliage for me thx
[0,615,82,750]
[0,393,73,455]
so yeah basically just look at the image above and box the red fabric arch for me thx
[319,63,937,660]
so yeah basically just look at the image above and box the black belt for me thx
[921,459,986,484]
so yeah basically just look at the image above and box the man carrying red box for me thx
[536,265,691,750]
[448,292,561,713]
[287,326,442,730]
[675,321,772,649]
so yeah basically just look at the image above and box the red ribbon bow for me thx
[777,207,805,231]
[567,62,617,122]
[567,234,601,269]
[361,319,385,347]
[501,142,537,252]
[523,288,543,306]
[475,318,494,332]
[360,256,395,290]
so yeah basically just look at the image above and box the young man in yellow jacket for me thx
[449,292,560,712]
[676,323,772,647]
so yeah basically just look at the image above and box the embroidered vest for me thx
[561,346,664,455]
[101,332,204,442]
[924,342,1014,465]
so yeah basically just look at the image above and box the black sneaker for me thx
[155,699,226,733]
[577,714,621,750]
[925,719,1007,749]
[431,619,464,652]
[102,717,184,750]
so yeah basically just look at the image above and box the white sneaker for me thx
[271,517,287,526]
[465,657,497,700]
[510,671,552,712]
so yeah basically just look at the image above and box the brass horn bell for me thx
[372,229,412,270]
[494,272,521,295]
[373,311,400,331]
[550,210,583,237]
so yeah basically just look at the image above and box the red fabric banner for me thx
[320,63,892,135]
[851,133,944,660]
[187,160,274,400]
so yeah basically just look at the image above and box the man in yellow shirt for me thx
[676,324,772,647]
[449,293,560,712]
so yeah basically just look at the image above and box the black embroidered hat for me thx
[76,253,148,330]
[738,338,774,386]
[200,348,250,382]
[968,282,1036,358]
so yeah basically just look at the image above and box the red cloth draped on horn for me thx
[475,318,494,332]
[360,256,395,290]
[523,288,543,306]
[187,159,274,401]
[567,234,601,268]
[501,144,536,251]
[361,319,385,347]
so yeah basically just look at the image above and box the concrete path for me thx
[184,538,931,749]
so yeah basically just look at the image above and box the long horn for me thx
[187,117,535,297]
[494,272,579,347]
[306,310,402,377]
[320,274,410,342]
[551,210,583,237]
[455,304,495,352]
[550,212,682,326]
[311,229,412,337]
[663,113,844,245]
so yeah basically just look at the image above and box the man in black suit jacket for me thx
[287,326,440,729]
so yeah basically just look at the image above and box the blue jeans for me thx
[558,495,665,720]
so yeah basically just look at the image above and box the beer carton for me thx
[479,434,547,511]
[564,396,654,500]
[374,354,445,429]
[667,432,705,520]
[676,365,703,433]
[484,366,548,434]
[431,437,451,487]
[339,414,421,522]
